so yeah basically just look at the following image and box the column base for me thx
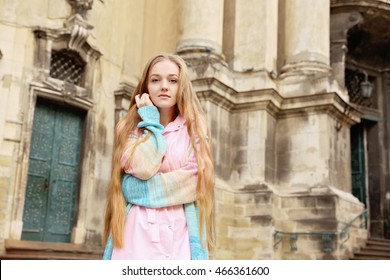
[176,39,225,61]
[280,61,331,79]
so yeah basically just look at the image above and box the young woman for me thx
[103,53,215,260]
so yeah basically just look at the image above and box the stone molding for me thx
[114,82,135,123]
[33,26,101,101]
[29,82,94,111]
[192,77,362,126]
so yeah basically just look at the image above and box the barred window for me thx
[49,49,85,86]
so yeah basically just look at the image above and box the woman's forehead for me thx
[150,59,179,75]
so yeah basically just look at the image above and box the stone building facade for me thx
[0,0,389,259]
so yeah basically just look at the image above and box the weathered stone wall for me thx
[1,0,377,260]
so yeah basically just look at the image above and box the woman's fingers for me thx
[135,94,141,108]
[136,93,153,108]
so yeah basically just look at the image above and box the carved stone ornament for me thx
[67,0,94,18]
[65,14,93,51]
[65,0,95,51]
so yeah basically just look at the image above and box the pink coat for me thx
[111,114,195,260]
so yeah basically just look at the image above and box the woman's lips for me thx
[158,94,170,98]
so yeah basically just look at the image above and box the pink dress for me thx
[111,115,193,260]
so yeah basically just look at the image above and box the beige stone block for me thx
[0,41,15,62]
[47,0,69,19]
[0,176,9,188]
[315,196,336,208]
[215,223,229,236]
[0,198,6,210]
[295,219,338,232]
[212,249,234,260]
[249,215,273,227]
[244,204,272,217]
[221,190,234,204]
[234,249,255,259]
[234,217,251,227]
[0,155,12,167]
[281,196,316,208]
[3,121,21,142]
[233,237,261,251]
[0,23,16,43]
[0,165,11,177]
[10,43,26,64]
[216,216,235,227]
[234,205,245,216]
[287,208,335,220]
[228,226,258,239]
[233,192,256,204]
[0,140,14,156]
[216,236,234,250]
[216,202,234,216]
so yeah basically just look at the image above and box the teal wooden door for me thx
[22,99,84,242]
[350,123,366,206]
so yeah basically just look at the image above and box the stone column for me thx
[230,0,278,72]
[281,0,331,76]
[177,0,224,58]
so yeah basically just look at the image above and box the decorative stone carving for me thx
[64,0,94,52]
[65,15,93,51]
[67,0,94,18]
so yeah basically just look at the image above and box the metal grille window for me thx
[49,50,85,86]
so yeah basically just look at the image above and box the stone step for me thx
[350,238,390,260]
[0,239,103,260]
[351,251,390,260]
[366,239,390,247]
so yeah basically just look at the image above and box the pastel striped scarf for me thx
[103,106,207,260]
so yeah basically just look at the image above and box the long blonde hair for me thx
[103,53,215,251]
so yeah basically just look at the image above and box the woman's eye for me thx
[151,79,159,83]
[170,79,178,83]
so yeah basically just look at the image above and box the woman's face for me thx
[147,59,179,111]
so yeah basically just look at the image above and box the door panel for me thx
[350,123,366,206]
[22,99,84,243]
[22,103,55,240]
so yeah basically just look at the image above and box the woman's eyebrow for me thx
[150,74,178,77]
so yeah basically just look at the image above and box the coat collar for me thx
[163,114,186,134]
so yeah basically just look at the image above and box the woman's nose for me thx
[161,79,168,91]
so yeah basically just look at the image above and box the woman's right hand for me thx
[135,93,154,108]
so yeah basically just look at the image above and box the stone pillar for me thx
[229,0,278,72]
[281,0,331,76]
[177,0,224,58]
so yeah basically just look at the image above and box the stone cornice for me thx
[34,27,101,59]
[30,81,93,110]
[193,77,362,126]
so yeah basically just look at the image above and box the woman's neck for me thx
[159,108,176,127]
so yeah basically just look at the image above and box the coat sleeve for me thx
[120,106,167,180]
[122,146,199,208]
